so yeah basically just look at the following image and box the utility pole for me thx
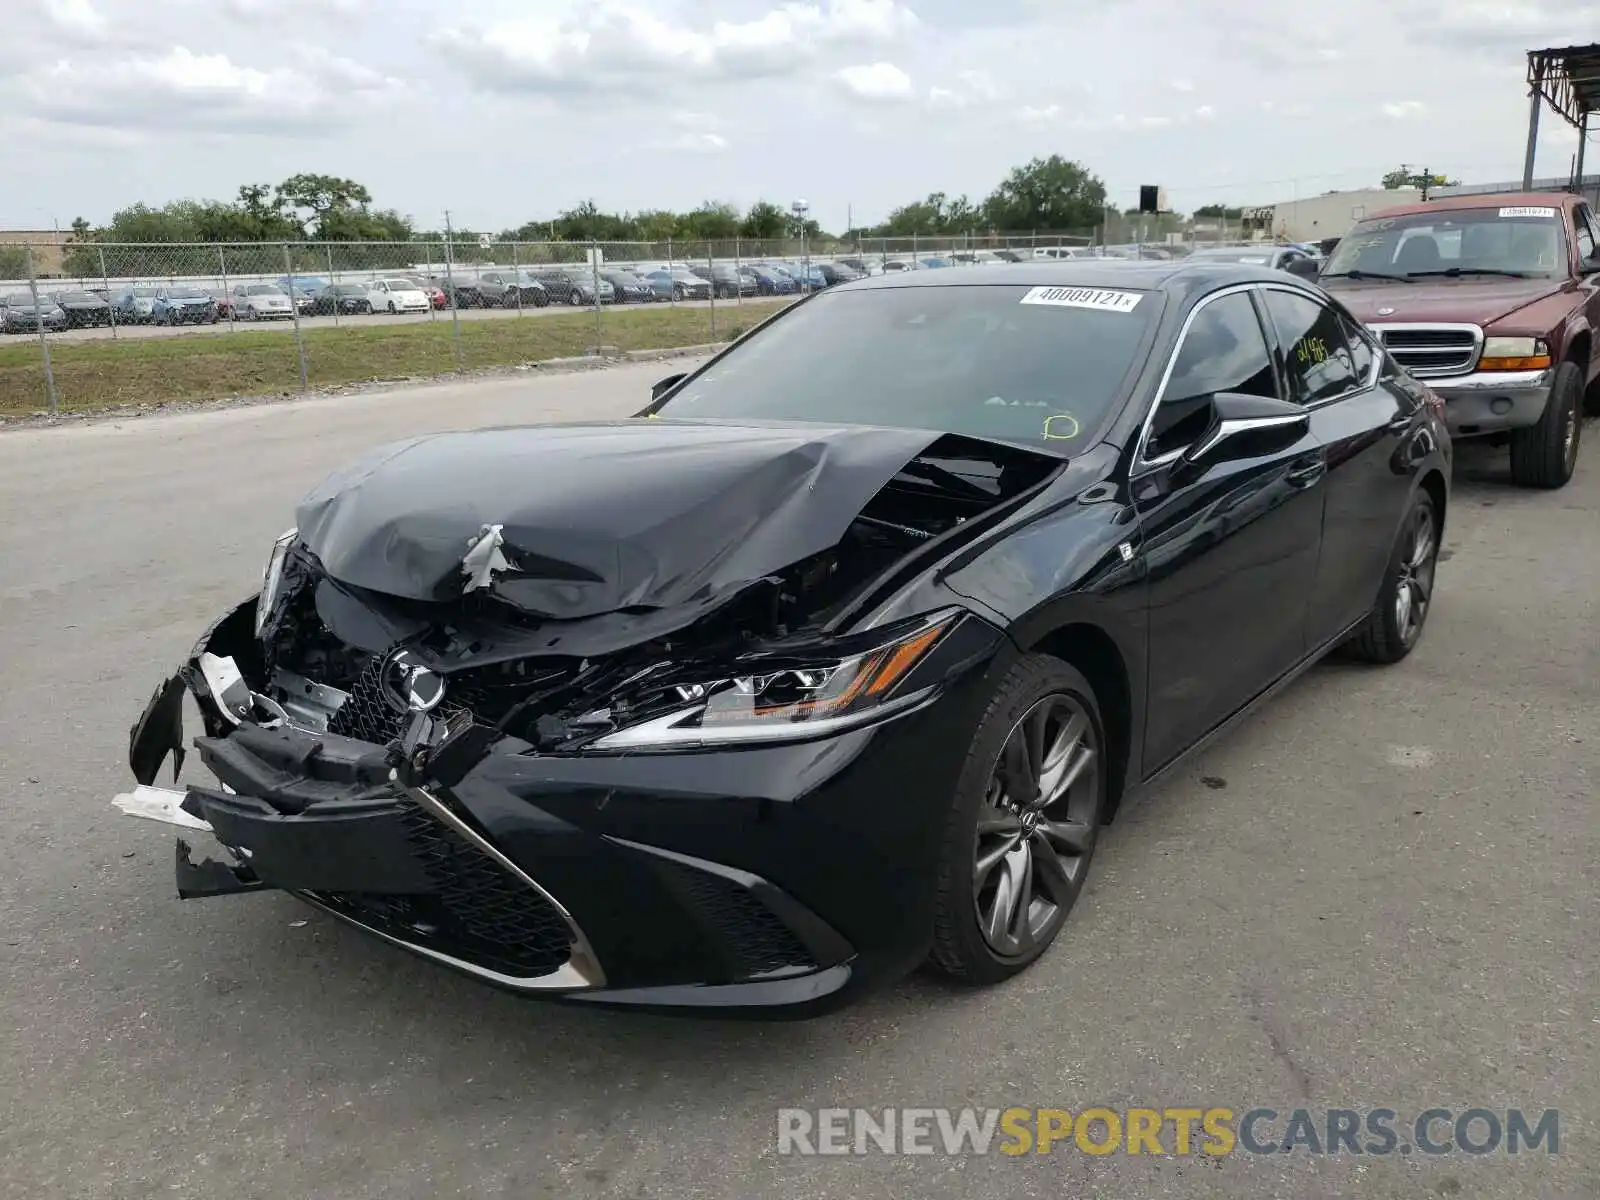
[442,209,464,371]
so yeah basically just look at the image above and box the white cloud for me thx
[1168,78,1194,93]
[434,0,918,95]
[835,61,913,101]
[1193,104,1215,120]
[926,67,1000,109]
[224,0,364,20]
[22,44,399,133]
[654,131,730,152]
[1016,103,1060,123]
[43,0,106,38]
[1382,100,1426,119]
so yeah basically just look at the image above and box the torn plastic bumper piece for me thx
[176,838,266,900]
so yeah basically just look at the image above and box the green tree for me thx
[1382,166,1460,190]
[0,246,30,279]
[274,173,373,235]
[981,156,1107,231]
[740,200,788,239]
[877,191,981,236]
[677,201,741,240]
[1193,204,1243,219]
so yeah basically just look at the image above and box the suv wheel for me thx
[1509,360,1582,489]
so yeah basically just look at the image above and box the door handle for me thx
[1386,413,1413,434]
[1286,458,1326,487]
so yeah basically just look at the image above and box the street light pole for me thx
[791,199,810,292]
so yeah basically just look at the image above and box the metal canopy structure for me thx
[1524,43,1600,191]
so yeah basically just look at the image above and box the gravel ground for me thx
[0,365,1594,1200]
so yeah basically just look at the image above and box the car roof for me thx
[1368,191,1577,220]
[840,259,1287,297]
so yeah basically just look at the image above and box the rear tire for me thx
[1346,490,1439,664]
[1509,360,1582,489]
[568,290,583,306]
[928,655,1106,986]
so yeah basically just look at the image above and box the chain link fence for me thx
[0,223,1265,417]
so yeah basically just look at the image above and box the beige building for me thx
[0,229,69,274]
[1256,188,1424,243]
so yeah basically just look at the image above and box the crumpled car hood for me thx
[296,418,954,620]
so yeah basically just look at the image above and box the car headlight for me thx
[254,528,298,636]
[585,609,964,751]
[1479,336,1551,371]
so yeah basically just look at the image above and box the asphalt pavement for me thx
[0,367,1594,1200]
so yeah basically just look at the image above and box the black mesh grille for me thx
[326,653,406,746]
[319,799,575,979]
[655,860,815,978]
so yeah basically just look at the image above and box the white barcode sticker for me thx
[1020,286,1143,313]
[1498,206,1556,218]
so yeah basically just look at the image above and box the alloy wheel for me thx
[973,693,1099,957]
[1393,503,1437,646]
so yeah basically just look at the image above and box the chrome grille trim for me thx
[1366,322,1483,379]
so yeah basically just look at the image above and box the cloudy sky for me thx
[2,0,1594,233]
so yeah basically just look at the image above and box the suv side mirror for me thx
[1173,393,1310,481]
[1284,257,1321,279]
[1582,250,1600,275]
[652,373,687,402]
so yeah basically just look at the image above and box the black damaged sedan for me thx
[118,263,1451,1015]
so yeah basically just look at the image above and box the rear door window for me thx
[1263,290,1363,403]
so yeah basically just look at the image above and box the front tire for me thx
[1346,490,1439,664]
[929,656,1105,986]
[1509,360,1582,489]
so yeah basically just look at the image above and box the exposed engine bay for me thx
[222,427,1061,770]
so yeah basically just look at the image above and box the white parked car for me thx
[367,279,432,314]
[232,283,295,320]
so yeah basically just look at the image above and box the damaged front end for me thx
[116,420,1061,1005]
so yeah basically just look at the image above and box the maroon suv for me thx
[1320,191,1600,489]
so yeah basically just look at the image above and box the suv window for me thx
[1146,291,1278,460]
[1263,290,1362,403]
[1575,205,1597,263]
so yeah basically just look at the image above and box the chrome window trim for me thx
[1260,283,1381,407]
[1132,282,1271,469]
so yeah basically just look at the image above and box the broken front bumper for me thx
[114,598,996,1014]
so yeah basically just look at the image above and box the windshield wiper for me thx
[1321,270,1415,284]
[1404,267,1529,279]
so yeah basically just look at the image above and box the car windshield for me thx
[245,285,283,296]
[656,283,1158,447]
[382,279,415,289]
[1324,206,1569,278]
[58,291,96,302]
[335,285,366,295]
[4,293,36,306]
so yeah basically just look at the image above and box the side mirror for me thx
[1582,251,1600,275]
[1174,393,1310,480]
[651,373,687,402]
[1284,257,1321,279]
